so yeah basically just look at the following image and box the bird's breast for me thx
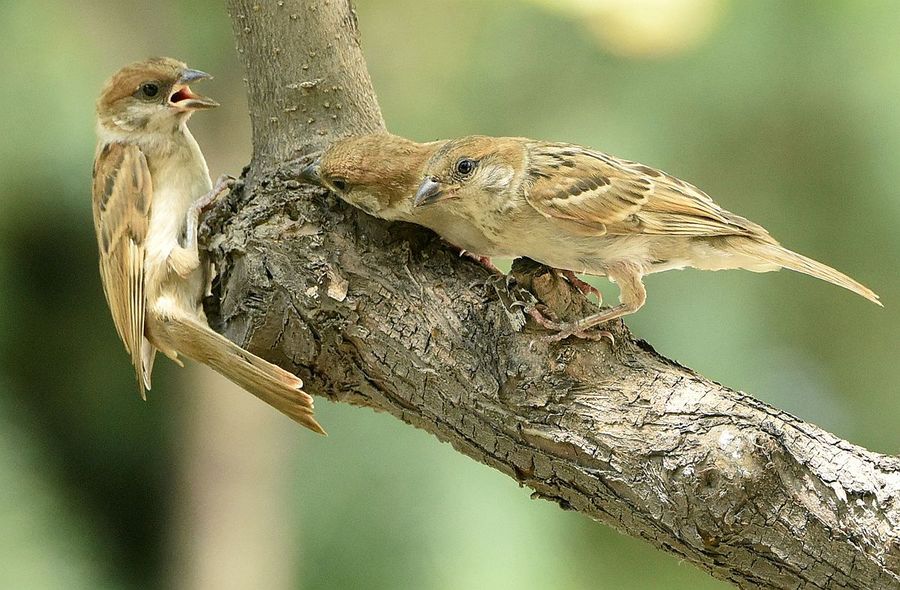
[143,132,212,298]
[409,207,512,257]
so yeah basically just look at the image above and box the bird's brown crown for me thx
[97,57,188,115]
[431,135,503,161]
[425,135,526,181]
[318,134,435,201]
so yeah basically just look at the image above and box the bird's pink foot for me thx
[525,305,560,329]
[541,326,614,345]
[525,306,614,345]
[451,245,501,274]
[557,270,601,303]
[196,174,236,213]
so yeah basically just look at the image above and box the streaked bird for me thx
[93,57,323,432]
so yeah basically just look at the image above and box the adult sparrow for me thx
[413,135,881,340]
[92,57,323,433]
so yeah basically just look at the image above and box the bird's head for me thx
[299,133,434,220]
[96,57,218,135]
[413,136,523,211]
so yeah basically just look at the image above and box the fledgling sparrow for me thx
[412,135,881,340]
[299,134,505,270]
[92,57,323,433]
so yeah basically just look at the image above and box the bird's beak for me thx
[299,162,322,186]
[414,177,449,207]
[169,68,219,111]
[178,69,212,84]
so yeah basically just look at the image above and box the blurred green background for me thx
[1,1,898,589]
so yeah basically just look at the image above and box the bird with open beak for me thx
[92,57,323,433]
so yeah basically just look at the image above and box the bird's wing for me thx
[92,142,155,396]
[523,142,772,239]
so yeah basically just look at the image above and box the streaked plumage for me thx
[92,143,154,388]
[93,58,323,432]
[414,136,880,338]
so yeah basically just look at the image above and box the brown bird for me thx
[300,134,505,270]
[92,57,323,433]
[412,135,881,339]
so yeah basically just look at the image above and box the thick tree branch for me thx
[213,2,900,588]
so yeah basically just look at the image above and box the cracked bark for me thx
[212,2,900,588]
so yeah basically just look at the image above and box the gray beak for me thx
[414,177,445,207]
[178,68,213,84]
[299,162,322,185]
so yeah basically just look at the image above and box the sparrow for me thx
[299,134,505,271]
[412,135,881,339]
[92,57,323,433]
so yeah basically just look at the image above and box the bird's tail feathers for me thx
[165,315,325,434]
[749,242,881,306]
[139,339,156,399]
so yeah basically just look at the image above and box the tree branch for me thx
[213,2,900,588]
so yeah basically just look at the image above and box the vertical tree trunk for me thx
[228,0,384,163]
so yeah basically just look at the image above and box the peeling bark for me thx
[212,2,900,588]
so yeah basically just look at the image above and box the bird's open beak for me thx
[414,177,451,207]
[299,162,322,186]
[169,68,219,111]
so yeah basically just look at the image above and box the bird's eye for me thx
[455,158,477,176]
[330,178,348,192]
[140,83,160,99]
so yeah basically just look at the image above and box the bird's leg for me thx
[468,253,502,274]
[184,175,235,252]
[532,314,614,343]
[556,269,602,304]
[541,263,646,343]
[170,175,235,278]
[485,273,545,331]
[446,243,502,275]
[524,305,562,329]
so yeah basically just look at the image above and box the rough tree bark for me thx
[210,2,900,588]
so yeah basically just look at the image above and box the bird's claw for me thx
[524,309,615,344]
[486,263,615,344]
[540,327,615,345]
[485,274,543,332]
[525,305,560,327]
[196,174,236,214]
[557,269,602,303]
[456,248,502,274]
